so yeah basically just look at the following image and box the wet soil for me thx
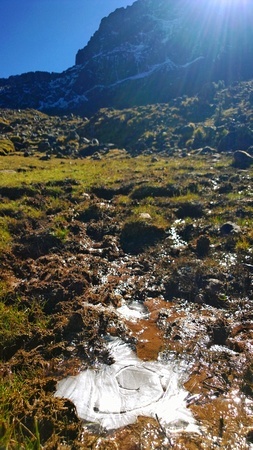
[0,156,253,446]
[0,101,253,450]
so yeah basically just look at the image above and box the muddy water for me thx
[51,234,253,449]
[55,286,253,448]
[125,298,167,360]
[118,298,253,448]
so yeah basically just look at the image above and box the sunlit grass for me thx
[0,375,42,449]
[130,202,170,229]
[0,142,252,448]
[0,217,13,253]
[0,153,227,193]
[0,301,29,354]
[169,192,200,204]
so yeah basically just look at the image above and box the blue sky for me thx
[0,0,134,79]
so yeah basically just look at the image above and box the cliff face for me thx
[1,0,253,114]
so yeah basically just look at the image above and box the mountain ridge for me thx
[1,0,253,115]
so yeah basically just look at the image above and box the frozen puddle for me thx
[117,300,150,321]
[55,339,199,432]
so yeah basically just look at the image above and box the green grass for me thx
[0,153,226,191]
[0,151,236,259]
[129,202,170,229]
[0,295,49,447]
[0,148,252,447]
[0,218,13,253]
[0,376,42,449]
[0,301,29,356]
[0,139,15,156]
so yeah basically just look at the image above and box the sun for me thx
[219,0,249,6]
[209,0,250,15]
[219,0,248,2]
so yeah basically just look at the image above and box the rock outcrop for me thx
[0,0,253,114]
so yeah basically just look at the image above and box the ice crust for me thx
[55,339,199,432]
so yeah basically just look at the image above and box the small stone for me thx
[139,213,152,220]
[220,222,241,235]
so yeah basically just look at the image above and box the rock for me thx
[38,140,51,152]
[10,136,28,150]
[79,145,99,157]
[0,121,14,133]
[81,137,90,144]
[233,150,253,168]
[91,152,102,160]
[220,222,241,235]
[206,279,223,293]
[247,146,253,156]
[0,1,253,116]
[179,124,195,140]
[198,146,216,154]
[24,150,32,157]
[196,235,210,257]
[218,127,253,152]
[66,131,80,142]
[47,134,57,145]
[203,126,216,139]
[139,213,152,220]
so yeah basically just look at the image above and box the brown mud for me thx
[0,97,253,450]
[0,150,253,448]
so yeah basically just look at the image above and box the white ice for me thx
[55,339,199,432]
[117,300,149,321]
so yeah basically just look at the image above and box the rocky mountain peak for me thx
[0,0,253,114]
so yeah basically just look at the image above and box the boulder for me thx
[66,131,80,142]
[220,222,241,235]
[233,150,253,168]
[0,121,14,133]
[218,127,253,152]
[179,124,195,141]
[38,140,51,152]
